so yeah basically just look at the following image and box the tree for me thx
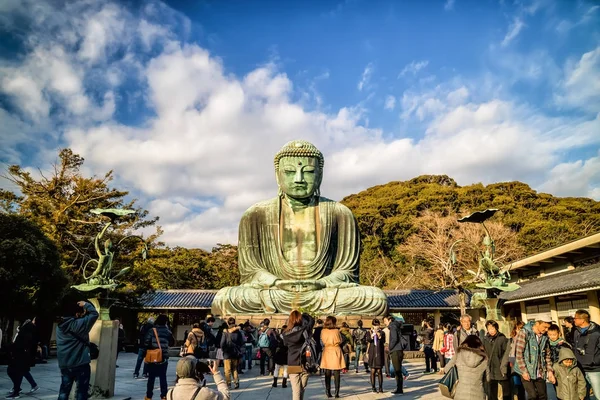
[2,149,161,287]
[397,211,524,313]
[0,214,68,319]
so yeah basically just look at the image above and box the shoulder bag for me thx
[144,328,163,363]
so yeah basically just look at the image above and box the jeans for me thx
[7,365,36,395]
[289,371,309,400]
[510,373,526,400]
[134,348,148,376]
[390,350,404,392]
[424,345,437,372]
[260,348,274,375]
[146,362,168,399]
[245,344,254,369]
[437,351,446,368]
[584,370,600,400]
[522,378,547,400]
[489,379,511,400]
[58,364,91,400]
[224,359,239,386]
[354,344,364,370]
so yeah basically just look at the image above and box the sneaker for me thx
[404,374,410,380]
[234,383,239,389]
[133,373,139,379]
[6,391,13,396]
[6,394,20,399]
[28,387,39,394]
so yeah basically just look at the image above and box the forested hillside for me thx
[341,175,600,290]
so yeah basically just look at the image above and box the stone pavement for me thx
[0,353,446,400]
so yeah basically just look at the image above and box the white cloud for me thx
[399,60,429,77]
[444,0,455,11]
[539,150,600,200]
[555,46,600,112]
[1,0,599,249]
[357,62,374,91]
[501,17,525,47]
[384,95,396,111]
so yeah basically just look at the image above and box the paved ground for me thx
[0,353,448,399]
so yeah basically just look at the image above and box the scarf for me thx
[549,337,564,347]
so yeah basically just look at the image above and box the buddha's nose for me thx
[294,169,304,183]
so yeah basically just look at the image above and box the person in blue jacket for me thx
[56,301,99,400]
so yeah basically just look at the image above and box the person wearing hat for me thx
[167,356,230,400]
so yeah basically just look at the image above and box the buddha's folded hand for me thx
[275,280,325,292]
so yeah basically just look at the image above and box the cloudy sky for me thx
[1,0,599,249]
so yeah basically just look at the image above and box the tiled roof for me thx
[139,289,472,310]
[500,263,600,303]
[140,290,217,309]
[385,289,472,309]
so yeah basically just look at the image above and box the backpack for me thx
[353,328,367,346]
[258,332,271,348]
[301,330,319,373]
[223,331,243,358]
[191,332,208,359]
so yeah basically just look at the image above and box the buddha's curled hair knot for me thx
[274,140,324,171]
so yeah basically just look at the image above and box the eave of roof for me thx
[500,263,600,304]
[509,232,600,271]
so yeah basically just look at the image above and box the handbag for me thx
[144,328,163,364]
[438,365,459,399]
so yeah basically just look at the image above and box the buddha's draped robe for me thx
[211,197,388,315]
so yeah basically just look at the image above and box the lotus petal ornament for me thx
[457,208,499,224]
[90,208,136,221]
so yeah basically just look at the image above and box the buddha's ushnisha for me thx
[211,140,388,315]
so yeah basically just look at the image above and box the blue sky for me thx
[0,0,599,248]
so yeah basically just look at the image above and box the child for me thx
[554,347,586,400]
[548,324,571,364]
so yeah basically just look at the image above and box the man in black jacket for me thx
[7,319,38,398]
[572,309,600,399]
[220,317,245,389]
[483,320,511,400]
[384,314,407,395]
[133,317,154,379]
[419,320,437,374]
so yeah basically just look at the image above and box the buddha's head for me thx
[274,140,324,200]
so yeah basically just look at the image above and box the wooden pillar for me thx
[549,296,559,325]
[520,301,528,323]
[588,290,600,324]
[434,310,441,328]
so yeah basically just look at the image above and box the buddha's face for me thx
[276,156,322,199]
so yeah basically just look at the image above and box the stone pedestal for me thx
[231,314,384,328]
[87,297,119,398]
[89,320,119,398]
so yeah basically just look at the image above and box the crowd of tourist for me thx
[2,304,600,400]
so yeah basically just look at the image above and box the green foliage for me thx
[2,149,162,289]
[342,175,600,289]
[0,214,68,318]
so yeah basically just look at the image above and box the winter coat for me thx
[185,328,206,355]
[549,339,571,364]
[444,347,490,400]
[483,332,510,381]
[9,320,36,371]
[453,326,479,352]
[167,375,230,400]
[273,333,289,366]
[388,319,406,353]
[554,347,587,400]
[340,327,353,353]
[420,327,434,346]
[219,327,244,360]
[352,327,368,348]
[573,321,600,372]
[313,326,323,354]
[320,328,346,370]
[282,314,314,368]
[433,329,445,352]
[138,322,154,348]
[144,324,175,362]
[366,329,386,368]
[513,323,552,379]
[56,302,99,369]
